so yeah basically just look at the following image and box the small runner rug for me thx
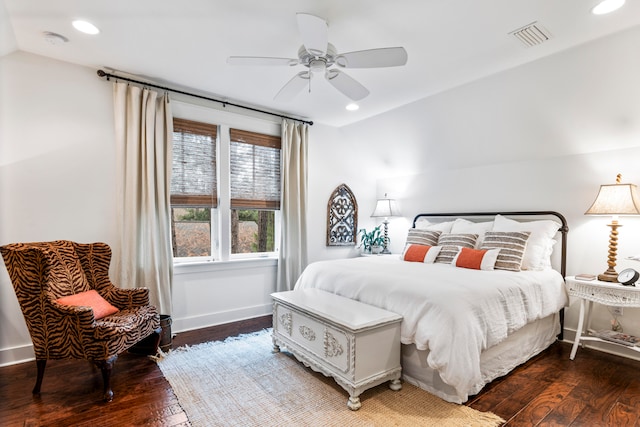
[156,329,504,427]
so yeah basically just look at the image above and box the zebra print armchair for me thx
[0,240,160,402]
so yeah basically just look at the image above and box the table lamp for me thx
[371,194,400,254]
[585,174,640,282]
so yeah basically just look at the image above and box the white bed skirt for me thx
[401,313,560,404]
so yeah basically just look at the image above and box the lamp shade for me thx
[585,179,640,216]
[371,198,400,218]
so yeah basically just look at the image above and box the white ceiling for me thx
[2,0,640,127]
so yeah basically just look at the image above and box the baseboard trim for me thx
[0,343,35,367]
[171,304,272,334]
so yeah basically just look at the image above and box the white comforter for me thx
[294,256,568,401]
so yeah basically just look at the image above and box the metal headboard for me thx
[412,211,568,277]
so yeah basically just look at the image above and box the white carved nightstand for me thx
[271,289,402,410]
[566,276,640,360]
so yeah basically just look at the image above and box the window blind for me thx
[171,118,218,207]
[230,128,281,210]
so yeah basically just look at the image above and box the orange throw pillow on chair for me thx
[56,290,119,320]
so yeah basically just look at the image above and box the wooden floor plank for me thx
[607,402,639,427]
[539,395,588,426]
[503,381,575,426]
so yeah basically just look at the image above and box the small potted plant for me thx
[357,226,386,254]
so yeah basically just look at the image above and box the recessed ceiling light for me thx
[591,0,625,15]
[72,20,100,35]
[346,103,359,111]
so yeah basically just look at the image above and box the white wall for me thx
[0,51,117,364]
[336,25,640,358]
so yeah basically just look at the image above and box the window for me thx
[230,129,280,255]
[170,117,280,261]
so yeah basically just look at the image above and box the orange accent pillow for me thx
[404,244,432,262]
[56,290,119,320]
[455,247,487,269]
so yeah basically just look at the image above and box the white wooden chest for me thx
[271,289,403,410]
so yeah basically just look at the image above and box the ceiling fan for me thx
[227,13,408,102]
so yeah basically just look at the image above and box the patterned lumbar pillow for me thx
[56,290,119,320]
[402,244,442,263]
[481,231,531,272]
[453,247,501,270]
[435,233,478,264]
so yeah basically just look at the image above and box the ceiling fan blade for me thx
[274,71,310,101]
[325,69,369,101]
[296,13,328,57]
[335,47,408,68]
[227,56,299,66]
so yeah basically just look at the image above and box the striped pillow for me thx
[435,233,478,264]
[481,231,531,272]
[406,229,441,247]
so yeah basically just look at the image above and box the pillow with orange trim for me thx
[434,233,478,264]
[453,247,501,270]
[56,290,119,320]
[402,244,442,263]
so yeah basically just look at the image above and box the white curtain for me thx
[112,82,174,314]
[277,120,309,292]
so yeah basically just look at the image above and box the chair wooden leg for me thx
[33,359,46,395]
[94,356,118,402]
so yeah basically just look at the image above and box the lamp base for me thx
[598,269,619,283]
[597,220,621,283]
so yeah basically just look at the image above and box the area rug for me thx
[156,329,504,427]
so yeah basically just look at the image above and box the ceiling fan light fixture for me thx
[591,0,625,15]
[309,58,326,73]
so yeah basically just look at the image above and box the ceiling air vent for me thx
[509,22,551,47]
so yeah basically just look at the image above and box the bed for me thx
[294,211,569,404]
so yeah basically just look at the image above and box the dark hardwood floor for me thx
[1,316,639,426]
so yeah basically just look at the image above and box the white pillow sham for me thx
[450,218,494,248]
[414,218,455,233]
[492,214,560,270]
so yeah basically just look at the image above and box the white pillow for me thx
[414,218,455,233]
[492,215,560,270]
[450,218,494,248]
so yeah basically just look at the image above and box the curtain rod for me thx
[96,69,313,126]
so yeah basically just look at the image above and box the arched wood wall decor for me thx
[326,184,358,246]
